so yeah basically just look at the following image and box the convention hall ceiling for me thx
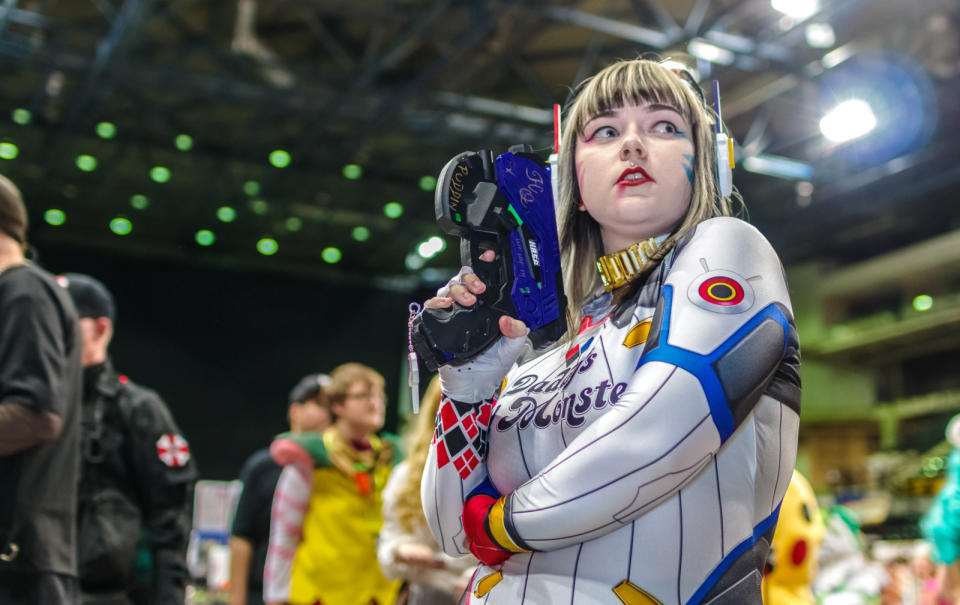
[0,0,957,288]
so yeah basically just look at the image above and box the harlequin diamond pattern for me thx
[433,397,493,479]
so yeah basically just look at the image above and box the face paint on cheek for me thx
[682,154,694,185]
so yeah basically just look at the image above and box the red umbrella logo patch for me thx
[156,434,191,467]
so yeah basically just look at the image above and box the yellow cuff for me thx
[486,496,528,553]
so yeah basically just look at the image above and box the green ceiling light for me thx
[419,175,437,191]
[383,202,403,218]
[150,166,171,183]
[130,194,149,210]
[243,180,260,196]
[195,230,215,246]
[285,217,303,232]
[913,295,934,312]
[269,150,291,168]
[216,206,237,222]
[175,134,193,151]
[352,226,370,242]
[257,237,278,255]
[250,199,269,215]
[11,108,31,125]
[0,142,19,160]
[44,209,66,226]
[342,164,362,180]
[321,247,342,263]
[109,217,132,235]
[95,122,116,139]
[76,154,98,172]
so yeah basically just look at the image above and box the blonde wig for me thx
[394,375,444,533]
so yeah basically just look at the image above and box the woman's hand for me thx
[461,476,514,566]
[394,542,446,569]
[425,250,527,338]
[426,250,528,402]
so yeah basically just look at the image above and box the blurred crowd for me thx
[5,151,960,605]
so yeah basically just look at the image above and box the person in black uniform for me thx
[0,174,83,604]
[63,272,197,605]
[228,373,333,605]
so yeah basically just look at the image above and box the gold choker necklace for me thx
[596,237,660,291]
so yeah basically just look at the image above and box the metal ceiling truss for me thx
[0,0,957,283]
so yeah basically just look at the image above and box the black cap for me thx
[61,273,116,321]
[288,373,330,405]
[0,174,27,244]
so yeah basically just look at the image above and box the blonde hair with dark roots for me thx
[557,58,740,335]
[393,375,443,533]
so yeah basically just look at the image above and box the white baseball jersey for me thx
[423,217,801,604]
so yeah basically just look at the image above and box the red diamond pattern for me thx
[440,404,458,431]
[436,441,450,467]
[433,396,493,479]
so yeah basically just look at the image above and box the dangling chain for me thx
[595,237,660,291]
[407,302,421,414]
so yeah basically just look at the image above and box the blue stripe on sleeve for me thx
[638,285,790,442]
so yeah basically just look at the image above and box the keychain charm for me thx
[407,302,421,413]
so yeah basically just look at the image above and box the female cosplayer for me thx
[421,58,800,604]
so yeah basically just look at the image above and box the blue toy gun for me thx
[411,148,567,371]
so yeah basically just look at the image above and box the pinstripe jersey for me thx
[423,217,801,604]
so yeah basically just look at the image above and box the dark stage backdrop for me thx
[36,243,418,480]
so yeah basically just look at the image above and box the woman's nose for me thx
[619,136,646,162]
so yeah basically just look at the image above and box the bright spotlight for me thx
[819,99,876,143]
[771,0,817,20]
[805,23,835,48]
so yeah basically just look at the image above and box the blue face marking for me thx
[683,153,694,184]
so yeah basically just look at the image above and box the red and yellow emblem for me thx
[697,276,744,306]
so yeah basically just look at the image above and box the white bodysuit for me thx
[422,217,801,604]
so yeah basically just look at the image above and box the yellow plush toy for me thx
[762,470,825,605]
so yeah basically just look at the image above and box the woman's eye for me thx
[653,121,680,134]
[587,125,617,140]
[653,121,679,134]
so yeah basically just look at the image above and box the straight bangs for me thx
[569,61,704,136]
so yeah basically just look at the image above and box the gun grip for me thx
[411,301,503,371]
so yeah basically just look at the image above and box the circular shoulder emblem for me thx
[156,433,191,467]
[687,270,755,314]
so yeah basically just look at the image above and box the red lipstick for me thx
[617,166,654,186]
